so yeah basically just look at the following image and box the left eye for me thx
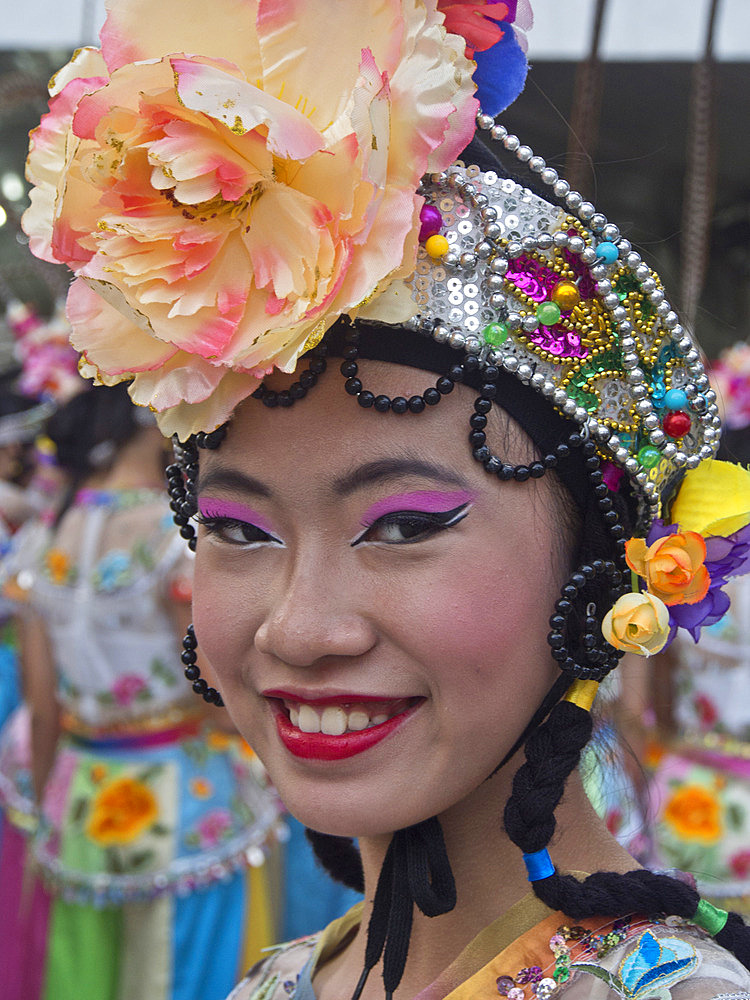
[351,504,471,547]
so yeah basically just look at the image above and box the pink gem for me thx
[419,204,443,242]
[601,461,624,492]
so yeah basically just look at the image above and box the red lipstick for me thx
[267,694,420,761]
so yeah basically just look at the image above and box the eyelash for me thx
[195,514,282,548]
[350,503,472,547]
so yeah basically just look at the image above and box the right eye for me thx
[195,515,283,548]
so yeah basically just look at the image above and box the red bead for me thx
[663,410,691,438]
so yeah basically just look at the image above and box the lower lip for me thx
[274,703,419,761]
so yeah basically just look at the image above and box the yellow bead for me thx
[551,280,580,311]
[425,234,449,258]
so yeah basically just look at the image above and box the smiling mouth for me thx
[278,697,416,735]
[266,694,423,760]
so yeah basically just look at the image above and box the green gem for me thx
[483,322,509,346]
[637,445,661,469]
[537,301,562,326]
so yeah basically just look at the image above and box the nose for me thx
[254,551,377,667]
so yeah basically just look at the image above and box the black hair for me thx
[46,382,143,523]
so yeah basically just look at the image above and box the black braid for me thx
[305,828,365,893]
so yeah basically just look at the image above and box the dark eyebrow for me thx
[331,458,469,496]
[196,467,272,498]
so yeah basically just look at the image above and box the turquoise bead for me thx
[664,388,688,410]
[596,241,619,264]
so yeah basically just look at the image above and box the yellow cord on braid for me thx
[563,679,600,712]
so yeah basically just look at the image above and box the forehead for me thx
[199,360,535,501]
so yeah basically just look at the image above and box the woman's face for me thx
[193,362,567,837]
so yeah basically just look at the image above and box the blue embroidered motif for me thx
[617,930,700,998]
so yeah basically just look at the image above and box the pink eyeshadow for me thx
[198,498,274,535]
[360,490,477,526]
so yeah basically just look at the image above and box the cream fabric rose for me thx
[23,0,478,439]
[601,592,671,657]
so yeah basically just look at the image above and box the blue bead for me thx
[596,241,619,264]
[522,848,555,882]
[664,388,688,410]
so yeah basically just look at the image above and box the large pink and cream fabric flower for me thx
[23,0,478,439]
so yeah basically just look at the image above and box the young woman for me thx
[20,1,750,997]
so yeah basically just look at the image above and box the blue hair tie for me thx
[523,848,555,882]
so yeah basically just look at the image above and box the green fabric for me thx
[693,899,729,937]
[42,898,122,1000]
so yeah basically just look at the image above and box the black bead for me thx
[513,465,530,482]
[192,678,208,695]
[556,598,573,615]
[474,398,492,414]
[358,391,375,408]
[344,327,359,344]
[484,456,502,474]
[391,396,408,414]
[184,665,200,681]
[556,443,570,460]
[562,583,578,600]
[551,648,568,662]
[571,572,586,589]
[277,390,294,407]
[582,440,597,458]
[289,382,306,399]
[592,559,605,573]
[179,525,195,540]
[585,456,600,471]
[568,432,583,449]
[408,395,426,413]
[473,445,491,462]
[183,632,197,649]
[603,510,619,526]
[498,464,515,481]
[181,648,197,664]
[480,383,498,400]
[581,564,595,580]
[344,377,362,395]
[188,537,197,551]
[469,430,486,447]
[423,387,441,405]
[484,365,500,383]
[609,524,625,539]
[529,462,545,479]
[436,377,454,395]
[549,613,566,630]
[374,395,391,412]
[470,413,488,429]
[548,632,565,649]
[463,355,480,372]
[261,391,278,408]
[593,483,608,499]
[589,469,604,486]
[299,370,316,389]
[340,360,358,377]
[166,464,182,480]
[543,454,558,469]
[448,364,465,382]
[173,514,188,527]
[343,345,359,359]
[309,358,327,375]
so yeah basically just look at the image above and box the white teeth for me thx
[371,714,388,726]
[298,704,321,733]
[321,706,347,736]
[289,706,300,727]
[347,710,370,731]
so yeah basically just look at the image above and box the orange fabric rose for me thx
[663,784,722,844]
[601,592,671,656]
[86,776,158,845]
[625,531,710,606]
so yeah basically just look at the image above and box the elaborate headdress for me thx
[23,0,750,994]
